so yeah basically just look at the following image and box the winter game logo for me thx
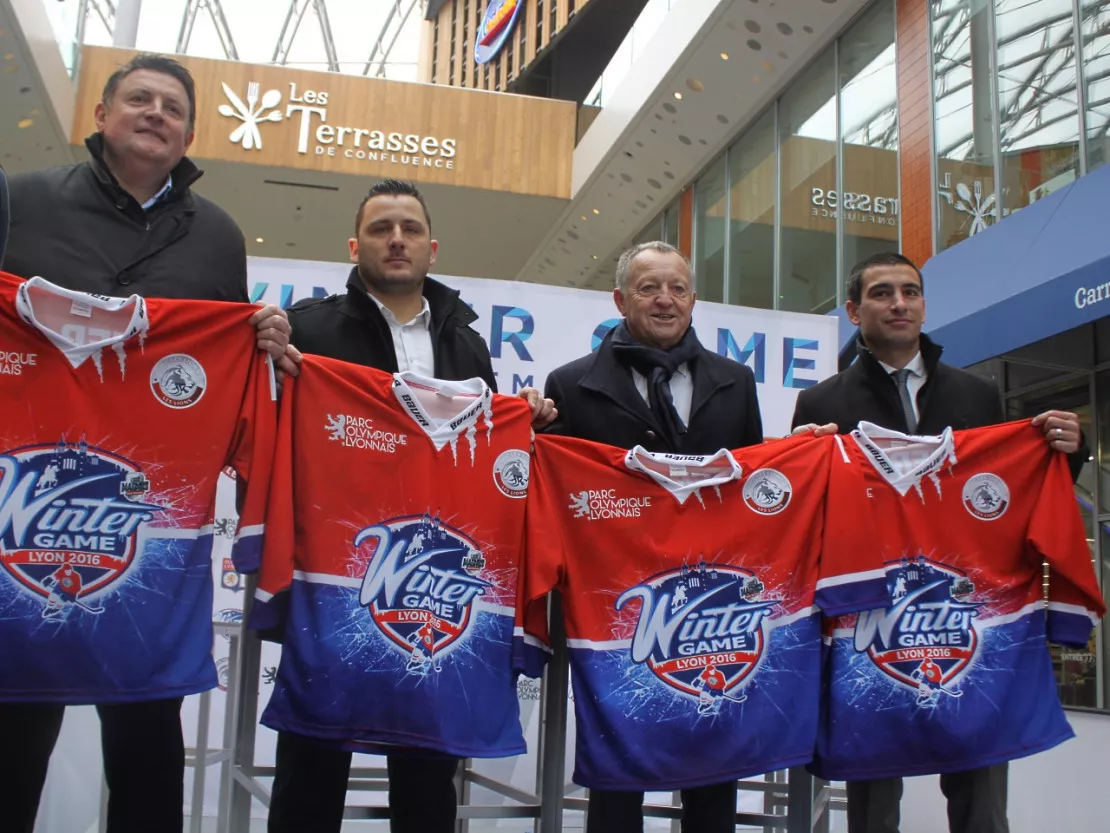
[0,437,162,618]
[742,469,792,515]
[150,354,207,409]
[962,473,1010,521]
[855,555,983,706]
[357,514,492,675]
[568,489,652,521]
[325,414,409,453]
[616,558,778,714]
[492,449,529,499]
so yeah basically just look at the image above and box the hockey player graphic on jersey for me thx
[41,564,103,619]
[910,657,964,706]
[406,621,443,674]
[693,663,748,714]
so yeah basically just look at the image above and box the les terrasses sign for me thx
[218,80,458,169]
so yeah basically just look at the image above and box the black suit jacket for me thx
[544,327,763,453]
[792,334,1086,480]
[792,334,1003,436]
[288,268,497,390]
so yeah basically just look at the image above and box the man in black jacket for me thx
[792,251,1083,833]
[543,240,762,833]
[269,178,553,833]
[0,54,290,833]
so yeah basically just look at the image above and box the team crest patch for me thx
[0,437,162,619]
[150,354,207,409]
[962,473,1009,521]
[854,555,982,706]
[742,469,792,515]
[357,514,492,675]
[493,449,529,499]
[616,558,778,715]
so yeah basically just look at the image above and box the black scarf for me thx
[610,320,702,449]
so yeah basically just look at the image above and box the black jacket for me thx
[792,334,1087,479]
[543,327,763,453]
[792,334,1002,436]
[2,134,246,301]
[288,268,497,389]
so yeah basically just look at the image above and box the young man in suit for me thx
[269,178,553,833]
[792,251,1083,833]
[544,240,762,833]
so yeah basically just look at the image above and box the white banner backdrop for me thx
[37,256,839,832]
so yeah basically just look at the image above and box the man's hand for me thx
[1032,410,1082,454]
[519,387,557,430]
[249,304,299,378]
[791,423,839,437]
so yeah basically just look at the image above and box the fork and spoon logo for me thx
[219,81,283,150]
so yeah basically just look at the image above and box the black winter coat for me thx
[2,134,246,302]
[288,268,497,389]
[792,334,1002,436]
[792,334,1087,479]
[543,327,763,453]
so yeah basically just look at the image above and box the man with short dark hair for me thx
[792,251,1083,833]
[267,178,554,833]
[0,52,291,833]
[543,240,762,833]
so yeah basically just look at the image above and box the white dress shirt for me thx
[366,292,435,377]
[632,363,693,425]
[140,175,173,211]
[878,352,927,423]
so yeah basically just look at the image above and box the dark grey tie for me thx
[893,368,918,433]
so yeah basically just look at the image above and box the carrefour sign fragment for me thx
[475,0,523,65]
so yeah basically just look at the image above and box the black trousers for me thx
[586,781,738,833]
[0,698,185,833]
[846,764,1009,833]
[268,730,460,833]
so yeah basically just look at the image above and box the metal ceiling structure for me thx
[68,0,424,78]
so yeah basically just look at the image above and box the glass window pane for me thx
[995,0,1081,218]
[1082,1,1110,172]
[779,49,837,314]
[727,109,775,310]
[633,215,661,247]
[693,156,727,304]
[664,202,680,248]
[932,0,1000,251]
[838,0,900,279]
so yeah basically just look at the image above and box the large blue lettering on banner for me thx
[783,338,820,389]
[717,330,766,384]
[592,319,621,351]
[490,306,534,361]
[250,283,329,308]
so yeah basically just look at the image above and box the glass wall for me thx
[931,0,1110,251]
[639,0,898,314]
[779,51,839,315]
[727,110,775,309]
[838,0,900,280]
[693,157,728,303]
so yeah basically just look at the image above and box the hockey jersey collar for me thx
[392,371,493,459]
[851,421,957,498]
[15,276,149,376]
[622,447,743,505]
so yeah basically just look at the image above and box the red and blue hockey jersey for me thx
[813,420,1106,780]
[251,356,533,757]
[516,432,889,790]
[0,272,275,703]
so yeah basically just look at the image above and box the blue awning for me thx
[923,162,1110,367]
